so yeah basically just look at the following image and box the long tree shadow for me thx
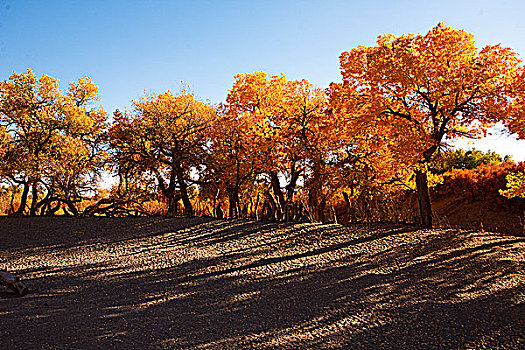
[169,223,417,284]
[0,219,523,349]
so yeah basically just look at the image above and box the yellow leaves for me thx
[218,71,335,198]
[499,171,525,198]
[0,69,109,197]
[0,124,10,159]
[112,89,216,180]
[134,90,214,130]
[68,108,96,134]
[48,135,90,171]
[1,69,107,137]
[68,76,100,105]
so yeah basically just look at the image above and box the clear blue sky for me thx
[1,0,524,160]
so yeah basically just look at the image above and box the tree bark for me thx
[308,158,322,222]
[318,197,326,222]
[343,191,353,223]
[216,203,223,219]
[29,181,39,216]
[228,190,239,218]
[167,196,177,216]
[254,192,260,221]
[64,198,80,217]
[15,183,30,216]
[213,188,220,218]
[9,186,17,214]
[415,169,432,228]
[175,162,193,216]
[284,163,300,222]
[270,171,284,220]
[160,167,178,216]
[264,189,278,222]
[331,202,338,224]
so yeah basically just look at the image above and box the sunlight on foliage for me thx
[500,171,525,199]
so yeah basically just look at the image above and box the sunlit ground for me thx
[0,217,524,349]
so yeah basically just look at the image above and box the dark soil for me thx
[1,217,524,349]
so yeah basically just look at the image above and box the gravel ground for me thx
[0,217,524,349]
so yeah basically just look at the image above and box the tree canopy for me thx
[0,68,108,215]
[109,90,215,216]
[330,22,525,227]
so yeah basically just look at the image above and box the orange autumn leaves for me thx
[2,23,525,219]
[221,72,332,219]
[225,72,329,175]
[334,23,523,164]
[331,22,525,226]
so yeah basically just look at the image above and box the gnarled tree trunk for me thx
[175,162,193,217]
[228,189,239,218]
[415,169,432,228]
[270,171,285,221]
[308,159,322,222]
[15,182,30,216]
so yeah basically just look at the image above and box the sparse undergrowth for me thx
[0,217,524,349]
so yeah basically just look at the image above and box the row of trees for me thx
[1,23,525,227]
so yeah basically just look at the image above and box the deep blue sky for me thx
[1,0,524,159]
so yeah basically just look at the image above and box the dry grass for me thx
[0,217,524,349]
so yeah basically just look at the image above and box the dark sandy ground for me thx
[0,217,524,349]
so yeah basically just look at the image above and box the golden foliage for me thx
[0,68,108,215]
[109,89,216,216]
[500,171,525,199]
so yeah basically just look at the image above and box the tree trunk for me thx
[213,188,220,218]
[284,164,300,222]
[254,192,260,221]
[29,181,40,216]
[318,197,326,222]
[228,190,239,218]
[180,185,192,216]
[48,201,61,216]
[264,189,278,222]
[308,158,322,222]
[15,183,30,216]
[216,203,223,219]
[247,193,254,218]
[343,191,352,223]
[9,186,17,214]
[270,171,284,220]
[64,199,80,217]
[161,167,178,216]
[415,169,432,228]
[331,202,338,224]
[167,196,177,216]
[175,162,193,216]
